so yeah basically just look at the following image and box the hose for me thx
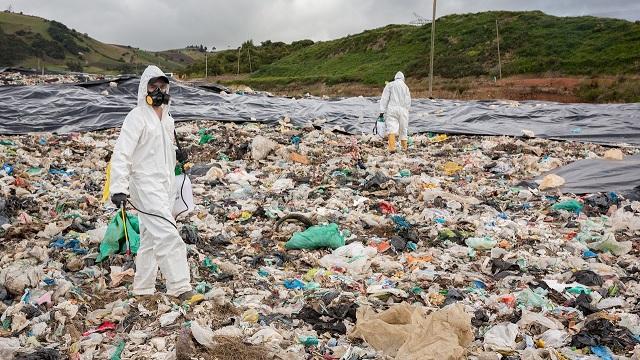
[126,199,178,230]
[174,129,190,219]
[116,128,189,232]
[275,213,315,232]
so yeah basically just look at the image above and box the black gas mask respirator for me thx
[145,87,170,107]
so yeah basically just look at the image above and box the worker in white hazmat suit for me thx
[110,65,199,303]
[379,71,411,152]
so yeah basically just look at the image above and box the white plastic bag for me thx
[536,329,570,348]
[159,311,181,327]
[588,232,632,256]
[191,320,216,349]
[374,120,386,138]
[251,135,278,160]
[483,322,518,351]
[173,174,194,217]
[319,242,377,275]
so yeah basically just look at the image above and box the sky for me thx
[1,0,638,51]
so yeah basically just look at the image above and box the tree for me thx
[0,25,29,65]
[31,33,65,59]
[117,62,135,74]
[65,60,83,72]
[291,39,314,48]
[47,21,89,55]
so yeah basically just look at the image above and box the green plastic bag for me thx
[552,199,583,213]
[198,128,214,145]
[97,211,140,262]
[517,288,554,310]
[109,339,125,360]
[285,223,345,250]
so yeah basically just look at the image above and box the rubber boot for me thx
[387,134,397,153]
[401,140,408,152]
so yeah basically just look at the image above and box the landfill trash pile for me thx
[0,72,105,86]
[1,119,640,359]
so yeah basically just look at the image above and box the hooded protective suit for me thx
[379,71,411,140]
[109,65,191,297]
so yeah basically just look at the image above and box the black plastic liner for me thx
[535,155,640,195]
[1,78,639,146]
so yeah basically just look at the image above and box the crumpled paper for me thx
[349,303,473,359]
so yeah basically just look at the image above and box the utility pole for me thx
[237,47,241,75]
[205,52,208,78]
[496,19,502,80]
[428,0,437,98]
[247,46,252,73]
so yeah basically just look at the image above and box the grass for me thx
[0,11,189,73]
[247,11,640,86]
[576,75,640,102]
[0,11,50,39]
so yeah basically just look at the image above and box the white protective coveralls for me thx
[379,71,411,140]
[109,65,191,297]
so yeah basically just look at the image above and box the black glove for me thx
[176,148,188,164]
[111,193,127,208]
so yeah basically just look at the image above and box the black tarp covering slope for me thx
[534,155,640,195]
[1,78,639,146]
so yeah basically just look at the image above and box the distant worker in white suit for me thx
[379,71,411,152]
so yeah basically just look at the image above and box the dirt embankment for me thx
[198,74,639,103]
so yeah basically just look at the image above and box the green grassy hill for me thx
[251,11,640,86]
[186,11,639,87]
[0,11,201,74]
[2,10,639,84]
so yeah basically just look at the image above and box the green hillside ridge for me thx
[247,11,640,86]
[0,11,201,73]
[179,11,640,87]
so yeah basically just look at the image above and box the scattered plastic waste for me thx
[96,211,140,262]
[552,199,584,213]
[285,223,346,250]
[298,335,319,347]
[484,322,518,352]
[443,161,463,175]
[0,119,638,359]
[539,173,565,190]
[465,236,497,250]
[283,279,305,289]
[198,128,214,144]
